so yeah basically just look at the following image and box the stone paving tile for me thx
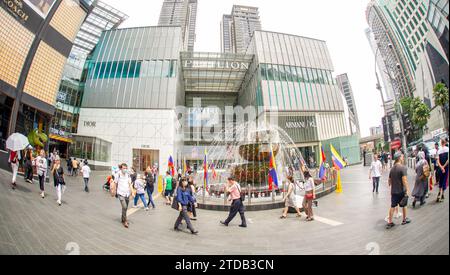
[0,165,448,255]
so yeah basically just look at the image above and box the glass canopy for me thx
[181,52,254,94]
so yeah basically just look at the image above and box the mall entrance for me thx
[133,149,159,172]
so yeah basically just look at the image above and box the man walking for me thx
[221,177,247,228]
[113,163,133,228]
[386,152,411,229]
[81,160,91,193]
[72,158,79,177]
[369,154,383,193]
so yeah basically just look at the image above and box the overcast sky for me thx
[104,0,384,137]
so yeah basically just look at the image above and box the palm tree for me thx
[433,82,449,132]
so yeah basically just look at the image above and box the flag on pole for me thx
[203,149,209,192]
[330,144,346,171]
[168,156,175,176]
[268,145,279,191]
[182,157,187,176]
[330,144,345,193]
[319,146,327,180]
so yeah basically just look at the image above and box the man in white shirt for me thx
[369,154,383,193]
[81,161,91,193]
[114,163,132,228]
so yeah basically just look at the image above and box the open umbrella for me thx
[6,133,30,152]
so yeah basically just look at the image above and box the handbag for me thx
[399,195,409,208]
[171,187,180,210]
[305,193,314,200]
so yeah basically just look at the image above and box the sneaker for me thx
[133,205,139,209]
[57,200,61,206]
[191,230,199,235]
[220,221,228,226]
[145,207,149,211]
[41,192,45,199]
[395,212,403,219]
[239,224,247,228]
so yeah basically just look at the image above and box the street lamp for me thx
[373,36,408,153]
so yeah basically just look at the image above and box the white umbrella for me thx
[6,133,30,151]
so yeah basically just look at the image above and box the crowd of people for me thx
[369,138,449,230]
[5,137,448,235]
[7,148,92,204]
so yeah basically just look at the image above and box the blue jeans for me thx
[146,187,155,208]
[134,193,147,207]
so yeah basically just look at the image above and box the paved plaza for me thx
[0,165,448,255]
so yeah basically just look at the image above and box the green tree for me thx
[411,98,431,132]
[433,82,449,132]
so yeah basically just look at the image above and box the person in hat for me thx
[386,152,411,229]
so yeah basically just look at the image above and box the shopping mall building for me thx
[0,0,94,165]
[76,25,359,171]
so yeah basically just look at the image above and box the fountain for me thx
[193,121,337,211]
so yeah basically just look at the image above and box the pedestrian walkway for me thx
[0,165,447,255]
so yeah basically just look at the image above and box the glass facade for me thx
[260,64,335,85]
[70,135,111,163]
[86,59,177,79]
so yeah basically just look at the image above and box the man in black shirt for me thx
[387,152,411,229]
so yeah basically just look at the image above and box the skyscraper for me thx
[221,5,262,54]
[336,74,361,137]
[366,0,416,99]
[158,0,197,51]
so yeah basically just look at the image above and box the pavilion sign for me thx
[184,60,249,71]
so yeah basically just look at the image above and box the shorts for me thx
[391,192,406,208]
[164,190,174,197]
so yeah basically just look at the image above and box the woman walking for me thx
[24,148,34,183]
[412,151,429,208]
[436,139,449,203]
[187,176,197,220]
[174,178,198,234]
[133,175,149,211]
[9,150,20,190]
[280,176,302,219]
[34,149,48,198]
[145,167,156,209]
[51,157,66,206]
[303,171,316,222]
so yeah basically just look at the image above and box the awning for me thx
[49,134,73,144]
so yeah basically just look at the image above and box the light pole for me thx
[373,40,408,154]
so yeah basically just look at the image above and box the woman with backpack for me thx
[412,151,429,208]
[280,176,302,219]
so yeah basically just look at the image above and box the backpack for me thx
[236,183,245,202]
[422,164,430,179]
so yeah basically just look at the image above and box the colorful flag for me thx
[330,144,346,171]
[203,149,209,191]
[319,146,327,180]
[268,145,279,191]
[168,156,175,176]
